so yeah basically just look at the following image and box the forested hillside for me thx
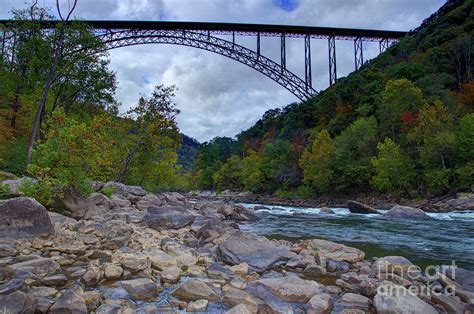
[195,0,473,197]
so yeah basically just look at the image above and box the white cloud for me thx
[0,0,445,141]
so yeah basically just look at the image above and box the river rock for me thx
[142,206,195,230]
[306,239,365,263]
[187,299,209,312]
[306,293,333,314]
[320,207,335,214]
[217,234,296,273]
[341,293,371,311]
[121,278,160,301]
[161,266,181,283]
[252,275,323,302]
[0,197,55,238]
[225,304,254,314]
[104,263,123,280]
[0,290,37,313]
[0,243,17,257]
[372,256,420,280]
[431,294,465,313]
[10,257,60,278]
[171,279,219,301]
[111,251,149,272]
[374,283,437,314]
[143,247,177,270]
[447,194,474,211]
[49,285,87,314]
[347,201,378,214]
[383,205,430,219]
[222,285,258,311]
[0,278,25,295]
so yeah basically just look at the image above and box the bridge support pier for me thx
[328,35,337,86]
[354,37,363,71]
[379,38,389,53]
[281,33,286,73]
[304,34,312,92]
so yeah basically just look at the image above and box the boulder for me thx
[0,197,54,238]
[0,291,37,313]
[10,258,60,278]
[111,251,149,272]
[143,247,177,270]
[142,206,195,230]
[225,304,254,314]
[383,205,430,219]
[320,207,335,214]
[1,177,36,196]
[121,278,160,301]
[49,285,87,314]
[347,201,378,214]
[374,283,437,314]
[0,278,25,295]
[161,266,181,283]
[372,256,420,280]
[341,293,371,311]
[252,276,323,303]
[447,194,474,211]
[0,243,17,257]
[187,299,209,312]
[217,234,297,273]
[306,293,333,314]
[171,279,219,301]
[101,220,134,250]
[55,188,95,218]
[306,239,365,263]
[431,294,465,313]
[0,171,15,180]
[222,285,258,311]
[104,263,123,280]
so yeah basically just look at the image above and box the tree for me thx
[300,129,334,193]
[241,150,265,192]
[378,79,426,140]
[408,101,457,194]
[371,138,416,195]
[117,85,181,191]
[332,117,378,191]
[212,155,243,191]
[455,113,474,189]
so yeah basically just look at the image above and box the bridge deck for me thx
[0,20,407,41]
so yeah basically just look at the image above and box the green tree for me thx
[455,113,474,189]
[371,138,416,195]
[378,79,426,140]
[241,150,265,192]
[117,85,181,191]
[332,117,378,191]
[300,129,334,193]
[408,101,457,194]
[212,155,243,191]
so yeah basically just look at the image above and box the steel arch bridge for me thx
[0,20,407,101]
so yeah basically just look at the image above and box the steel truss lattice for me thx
[97,29,318,101]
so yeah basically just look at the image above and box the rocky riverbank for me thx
[192,190,474,213]
[0,182,473,313]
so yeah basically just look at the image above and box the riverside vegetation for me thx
[0,1,473,313]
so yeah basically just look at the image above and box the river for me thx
[239,204,474,271]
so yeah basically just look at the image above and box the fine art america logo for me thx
[376,260,457,297]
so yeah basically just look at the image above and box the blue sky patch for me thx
[142,75,151,84]
[273,0,299,12]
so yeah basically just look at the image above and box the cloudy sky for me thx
[1,0,445,142]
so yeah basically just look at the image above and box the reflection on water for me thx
[239,204,474,270]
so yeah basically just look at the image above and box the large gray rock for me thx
[0,197,54,238]
[121,278,160,301]
[347,201,378,214]
[447,194,474,211]
[49,285,87,314]
[306,239,365,263]
[383,205,430,219]
[172,279,219,301]
[0,291,37,313]
[374,284,437,314]
[142,206,195,230]
[251,276,323,302]
[217,234,297,273]
[10,258,60,278]
[1,177,36,196]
